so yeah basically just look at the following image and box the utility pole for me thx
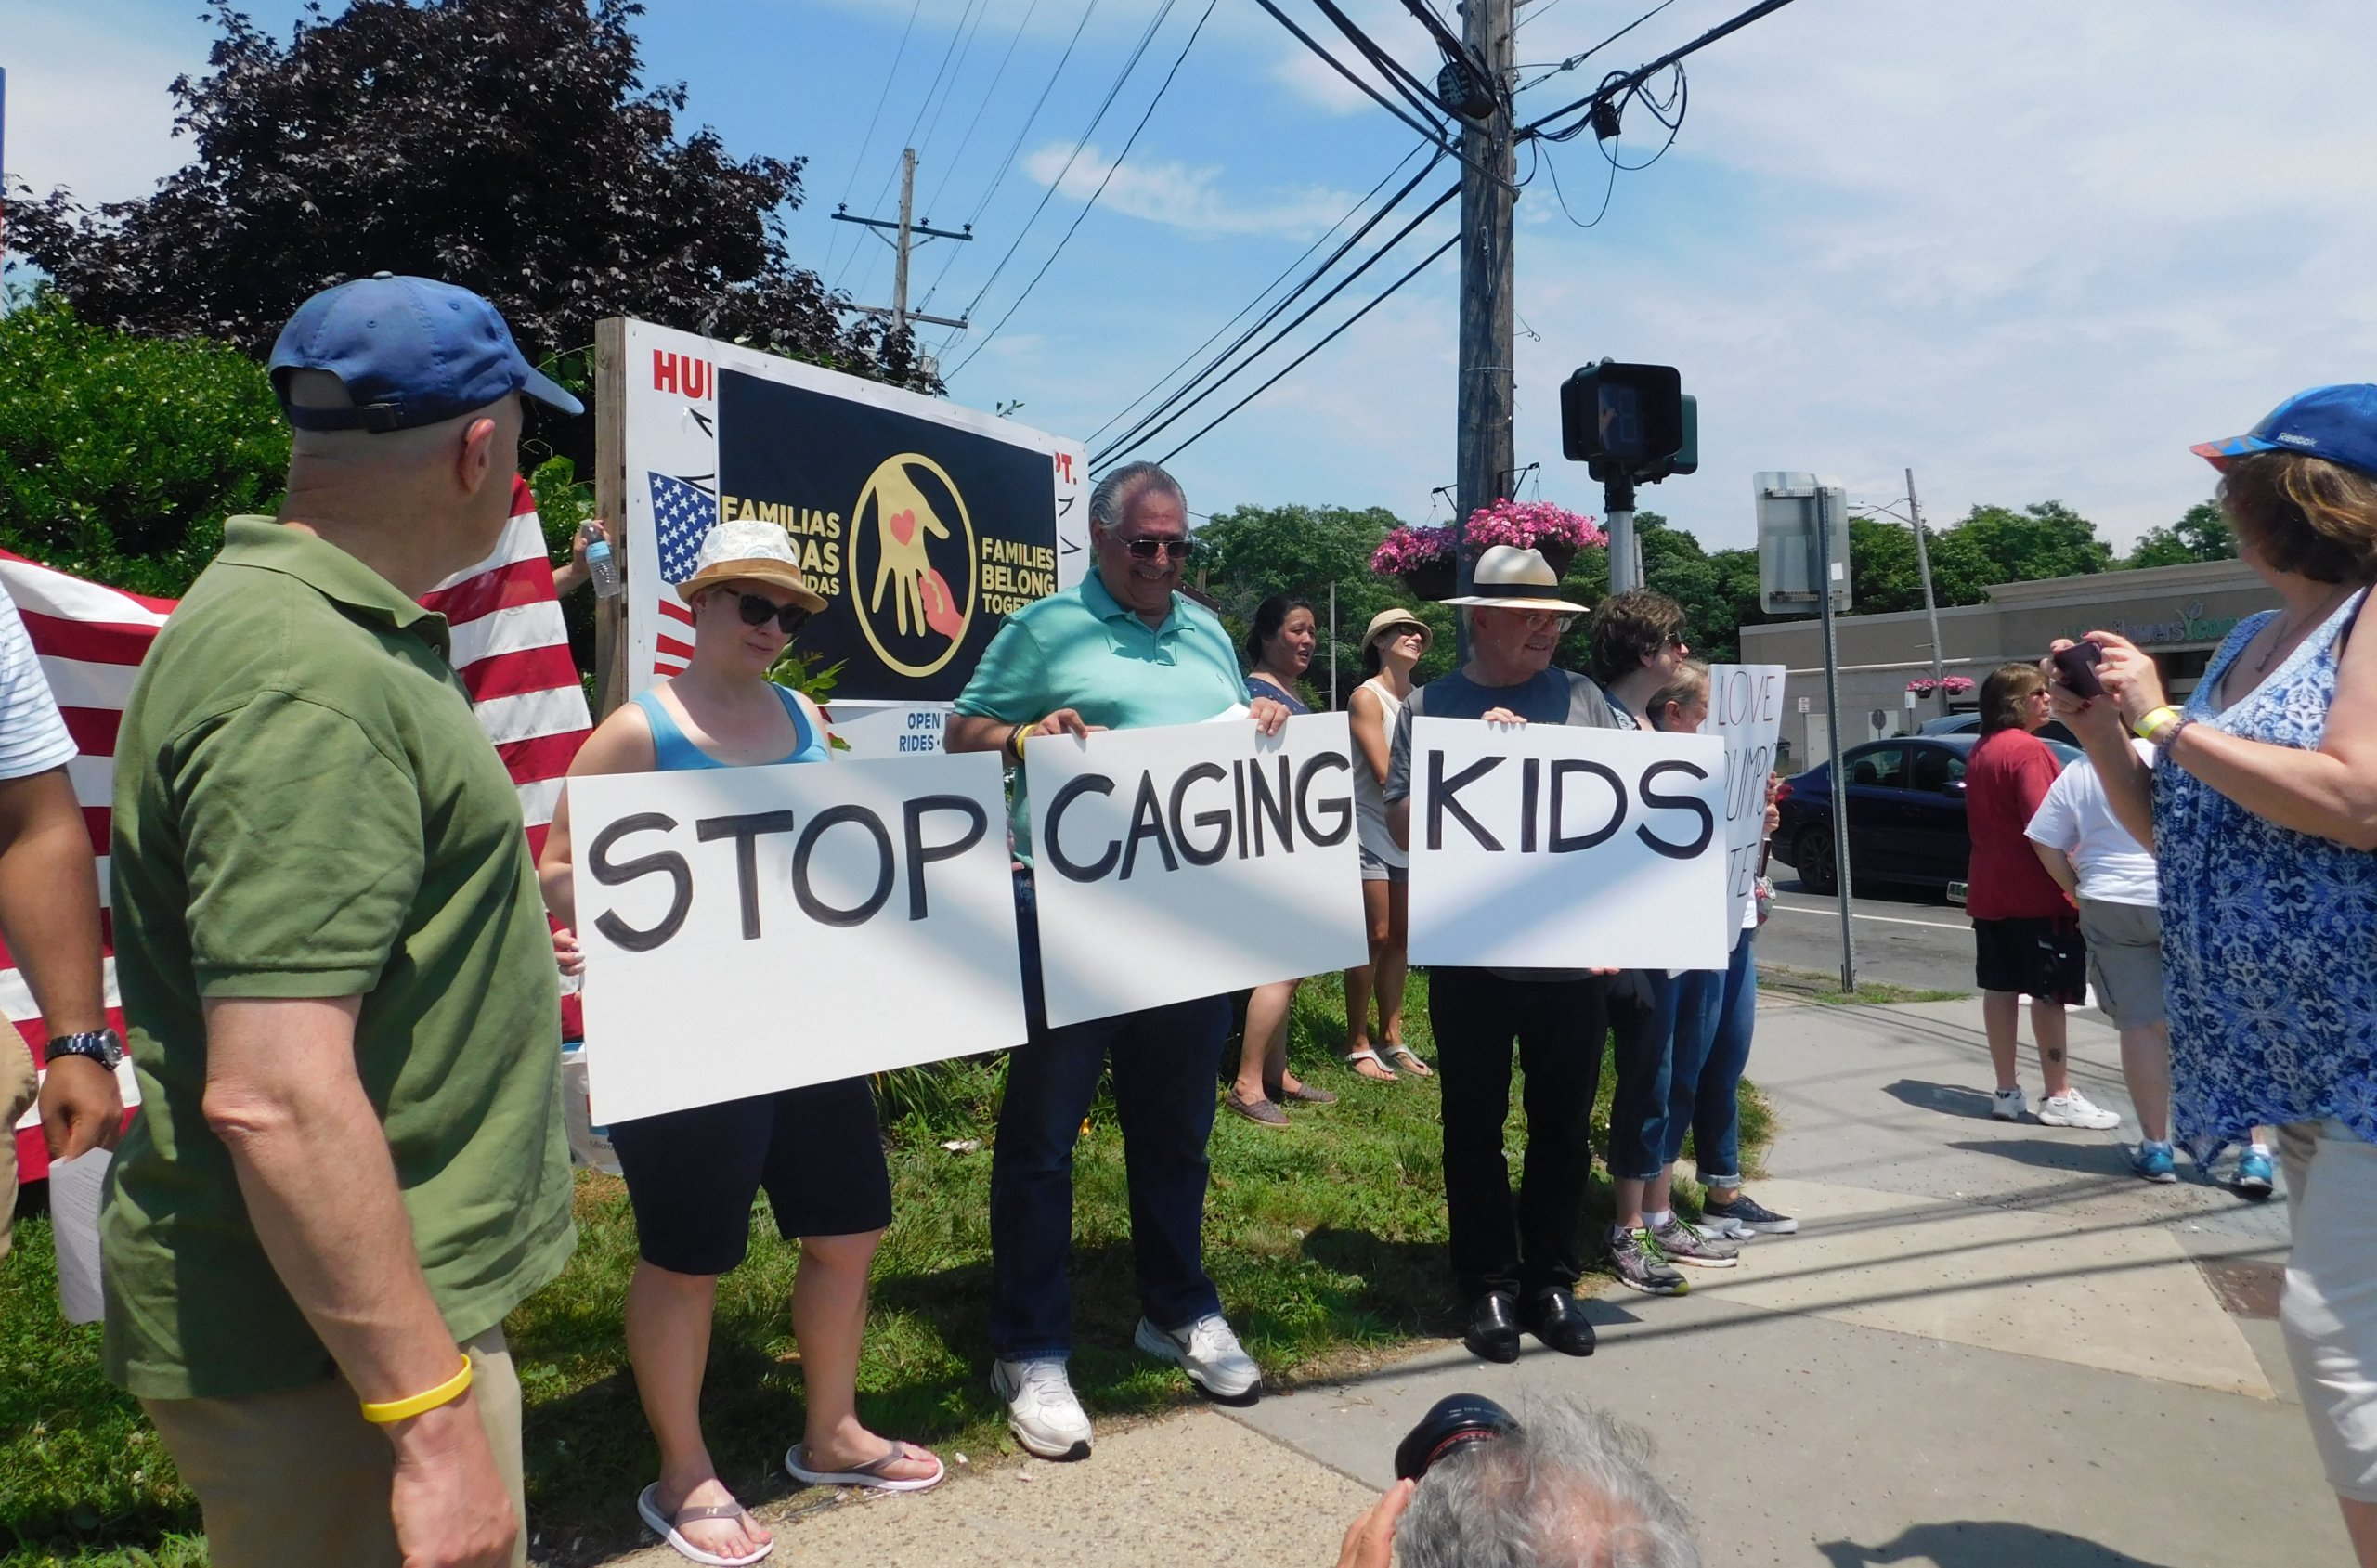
[1453,0,1516,605]
[832,149,974,340]
[1906,466,1946,704]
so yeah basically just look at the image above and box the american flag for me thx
[648,471,714,679]
[6,476,592,1182]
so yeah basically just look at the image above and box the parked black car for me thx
[1773,732,2083,896]
[1917,712,2080,746]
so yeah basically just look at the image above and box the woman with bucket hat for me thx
[2051,384,2377,1563]
[1343,605,1433,1081]
[541,521,942,1566]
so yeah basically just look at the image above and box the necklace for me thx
[2254,588,2353,676]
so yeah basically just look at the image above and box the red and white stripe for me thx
[653,595,695,679]
[8,478,591,1180]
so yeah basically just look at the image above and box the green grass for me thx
[3,970,1769,1566]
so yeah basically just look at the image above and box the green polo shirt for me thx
[101,518,575,1401]
[954,572,1251,862]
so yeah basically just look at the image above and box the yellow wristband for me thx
[359,1354,473,1424]
[1013,725,1031,759]
[2133,706,2181,741]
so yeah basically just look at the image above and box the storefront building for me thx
[1739,558,2277,770]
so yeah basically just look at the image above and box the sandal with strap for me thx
[1384,1045,1434,1078]
[1344,1047,1398,1082]
[786,1439,946,1493]
[636,1482,774,1567]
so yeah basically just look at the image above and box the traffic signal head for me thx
[1560,361,1686,481]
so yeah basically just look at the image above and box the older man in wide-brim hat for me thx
[1380,545,1688,1362]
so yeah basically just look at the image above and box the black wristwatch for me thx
[46,1029,124,1071]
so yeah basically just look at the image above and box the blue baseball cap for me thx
[2190,383,2377,478]
[268,272,584,433]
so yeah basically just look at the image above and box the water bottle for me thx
[585,535,621,598]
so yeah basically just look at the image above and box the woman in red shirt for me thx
[1965,663,2121,1128]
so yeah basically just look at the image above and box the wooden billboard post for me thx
[592,317,630,718]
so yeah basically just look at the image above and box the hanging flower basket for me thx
[1370,525,1460,600]
[1906,675,1975,695]
[1370,501,1605,601]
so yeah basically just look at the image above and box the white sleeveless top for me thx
[1354,676,1409,866]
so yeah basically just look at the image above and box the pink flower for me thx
[1370,525,1458,574]
[1461,499,1606,553]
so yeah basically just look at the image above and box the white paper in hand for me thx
[48,1148,111,1324]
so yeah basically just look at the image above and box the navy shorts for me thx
[607,1076,894,1276]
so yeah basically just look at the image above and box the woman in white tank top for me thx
[1344,608,1431,1079]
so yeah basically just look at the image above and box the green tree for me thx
[1192,503,1460,702]
[2124,500,2235,567]
[0,295,288,596]
[1941,500,2112,587]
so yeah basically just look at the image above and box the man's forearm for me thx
[947,714,1014,754]
[202,997,462,1405]
[0,771,107,1034]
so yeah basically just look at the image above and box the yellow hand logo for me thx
[868,464,954,638]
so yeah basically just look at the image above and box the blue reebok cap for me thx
[268,273,585,433]
[2191,383,2377,479]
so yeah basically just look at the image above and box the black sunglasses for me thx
[1120,536,1195,562]
[731,591,809,635]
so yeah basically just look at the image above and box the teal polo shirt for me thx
[955,572,1250,862]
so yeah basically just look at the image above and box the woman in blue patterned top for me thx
[2051,385,2377,1565]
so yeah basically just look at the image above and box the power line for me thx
[1245,0,1450,151]
[825,0,929,288]
[1153,234,1459,468]
[1083,143,1431,448]
[948,0,1217,379]
[1514,0,1679,91]
[917,0,1046,221]
[846,0,994,302]
[938,0,1186,364]
[1092,166,1453,465]
[1522,0,1799,136]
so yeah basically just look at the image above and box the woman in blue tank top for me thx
[541,522,941,1565]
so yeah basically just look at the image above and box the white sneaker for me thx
[991,1357,1093,1459]
[1135,1313,1261,1403]
[1992,1087,2028,1121]
[2037,1090,2121,1131]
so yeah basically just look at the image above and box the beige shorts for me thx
[0,1035,36,1260]
[2280,1121,2377,1502]
[141,1326,526,1568]
[2076,898,2166,1031]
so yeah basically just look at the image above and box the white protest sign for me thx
[570,751,1025,1122]
[1406,718,1729,972]
[1025,714,1370,1028]
[1705,665,1786,935]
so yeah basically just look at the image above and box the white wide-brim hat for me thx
[1441,544,1588,614]
[1362,607,1432,651]
[676,518,827,612]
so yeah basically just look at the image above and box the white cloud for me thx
[1021,141,1363,237]
[4,2,210,207]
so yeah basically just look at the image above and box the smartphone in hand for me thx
[2051,641,2105,699]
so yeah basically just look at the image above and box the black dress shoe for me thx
[1463,1291,1521,1363]
[1519,1287,1597,1356]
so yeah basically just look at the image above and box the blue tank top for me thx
[631,684,828,771]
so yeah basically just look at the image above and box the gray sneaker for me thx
[1652,1216,1739,1268]
[1611,1227,1689,1296]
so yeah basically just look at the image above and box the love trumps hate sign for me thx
[1405,718,1731,973]
[1704,665,1786,938]
[1023,714,1371,1028]
[568,751,1026,1122]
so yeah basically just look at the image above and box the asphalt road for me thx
[1757,877,1976,993]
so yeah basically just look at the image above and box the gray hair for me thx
[1645,659,1710,732]
[1396,1400,1701,1568]
[1088,460,1186,533]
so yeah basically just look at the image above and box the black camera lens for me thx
[1394,1393,1519,1482]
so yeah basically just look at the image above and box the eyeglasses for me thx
[731,591,809,635]
[1119,536,1195,562]
[1513,611,1578,632]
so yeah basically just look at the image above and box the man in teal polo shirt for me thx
[102,277,581,1568]
[950,460,1288,1460]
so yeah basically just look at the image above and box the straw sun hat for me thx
[1440,544,1588,614]
[676,519,827,613]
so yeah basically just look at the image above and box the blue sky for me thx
[11,0,2377,553]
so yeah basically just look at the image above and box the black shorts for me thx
[1972,915,2087,1005]
[607,1076,893,1276]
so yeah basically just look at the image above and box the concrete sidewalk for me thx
[603,994,2346,1566]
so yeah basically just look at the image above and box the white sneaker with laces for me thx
[2037,1089,2121,1131]
[991,1356,1093,1459]
[1992,1087,2028,1121]
[1136,1313,1261,1403]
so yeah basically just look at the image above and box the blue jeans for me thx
[1660,927,1758,1182]
[1603,968,1675,1182]
[990,873,1229,1359]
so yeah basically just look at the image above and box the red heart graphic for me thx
[890,508,917,546]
